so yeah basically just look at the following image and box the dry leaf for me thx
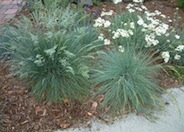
[98,96,104,103]
[63,99,71,104]
[87,112,93,116]
[91,102,98,111]
[104,118,109,123]
[105,107,110,112]
[21,120,29,125]
[60,123,70,129]
[35,106,43,115]
[42,109,47,116]
[7,91,13,94]
[92,56,96,60]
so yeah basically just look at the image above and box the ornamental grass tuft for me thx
[92,49,165,115]
[0,10,102,102]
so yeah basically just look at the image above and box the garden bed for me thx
[0,0,184,132]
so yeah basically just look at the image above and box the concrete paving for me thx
[55,87,184,132]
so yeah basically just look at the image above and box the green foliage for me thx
[108,12,150,52]
[25,0,72,12]
[164,65,184,84]
[96,3,184,65]
[93,0,102,6]
[178,0,184,8]
[93,0,110,6]
[92,50,164,115]
[0,9,102,102]
[32,6,91,32]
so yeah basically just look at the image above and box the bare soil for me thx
[0,0,184,131]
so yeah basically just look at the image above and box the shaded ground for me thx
[0,0,184,131]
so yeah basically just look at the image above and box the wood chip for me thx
[21,120,29,125]
[59,123,71,129]
[91,102,98,111]
[87,112,93,116]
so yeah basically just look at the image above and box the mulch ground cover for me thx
[0,0,184,131]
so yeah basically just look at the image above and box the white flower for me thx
[154,10,162,15]
[128,8,135,13]
[126,4,134,9]
[167,39,170,43]
[104,20,111,28]
[93,17,105,27]
[145,34,159,47]
[155,25,168,36]
[141,5,147,10]
[175,45,184,52]
[165,33,170,37]
[112,31,120,39]
[117,29,130,38]
[124,23,127,26]
[98,34,104,41]
[137,18,144,25]
[161,14,166,18]
[175,35,180,39]
[104,39,111,45]
[101,10,114,16]
[130,22,135,29]
[174,54,181,60]
[128,30,133,35]
[135,7,143,11]
[133,0,144,2]
[113,0,122,4]
[161,51,170,63]
[118,45,125,53]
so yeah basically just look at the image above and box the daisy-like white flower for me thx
[175,45,184,52]
[133,0,144,3]
[130,22,135,29]
[161,51,170,63]
[128,8,135,13]
[104,20,111,28]
[175,35,180,39]
[113,0,122,4]
[112,31,120,39]
[118,45,125,53]
[137,18,144,25]
[101,10,114,16]
[93,17,105,27]
[104,39,111,45]
[98,34,104,41]
[141,5,147,10]
[174,54,181,60]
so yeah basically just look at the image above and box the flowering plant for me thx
[93,3,184,65]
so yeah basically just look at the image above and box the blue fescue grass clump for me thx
[91,50,165,115]
[0,9,102,102]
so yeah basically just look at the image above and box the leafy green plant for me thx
[0,13,102,102]
[93,3,184,65]
[178,0,184,8]
[25,0,72,12]
[91,49,165,115]
[31,5,91,33]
